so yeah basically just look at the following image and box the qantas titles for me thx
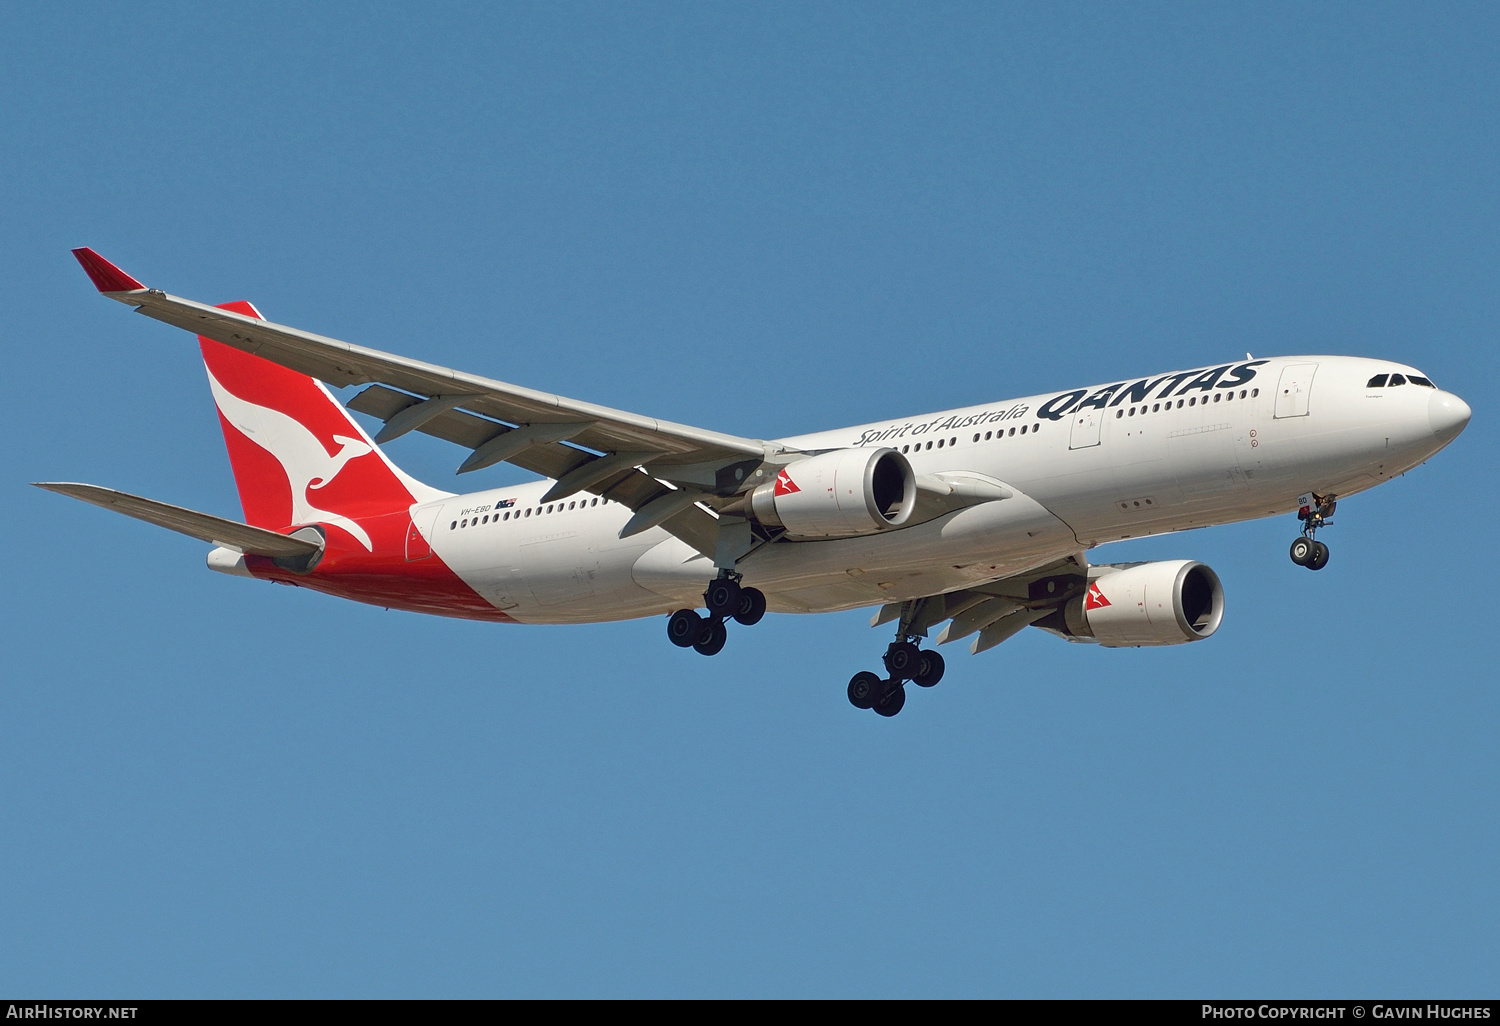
[852,359,1270,447]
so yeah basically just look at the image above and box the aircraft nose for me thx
[1429,390,1472,445]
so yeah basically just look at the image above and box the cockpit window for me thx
[1409,375,1435,387]
[1389,373,1407,386]
[1367,374,1389,388]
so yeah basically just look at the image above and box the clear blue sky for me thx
[3,2,1496,997]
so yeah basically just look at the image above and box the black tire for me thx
[913,649,945,688]
[847,671,880,710]
[884,641,922,679]
[873,683,906,717]
[705,579,743,619]
[1307,540,1330,571]
[667,609,703,648]
[1289,537,1314,566]
[733,586,767,626]
[693,618,727,656]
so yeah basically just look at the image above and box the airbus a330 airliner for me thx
[43,249,1471,716]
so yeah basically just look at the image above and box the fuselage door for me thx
[1069,406,1103,449]
[406,502,442,560]
[1274,363,1318,419]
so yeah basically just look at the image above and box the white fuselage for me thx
[424,355,1464,624]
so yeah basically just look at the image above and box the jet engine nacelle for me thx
[749,447,917,539]
[1053,560,1224,647]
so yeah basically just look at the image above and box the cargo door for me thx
[520,531,598,607]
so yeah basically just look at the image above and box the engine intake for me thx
[1048,560,1224,647]
[749,448,917,539]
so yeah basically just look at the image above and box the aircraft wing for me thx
[73,248,769,559]
[72,249,765,469]
[33,482,322,559]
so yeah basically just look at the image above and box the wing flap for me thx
[347,384,503,450]
[34,482,321,558]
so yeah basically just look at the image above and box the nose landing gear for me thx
[1289,492,1335,571]
[847,600,947,717]
[665,572,767,656]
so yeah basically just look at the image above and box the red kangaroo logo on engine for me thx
[774,468,800,496]
[1084,582,1111,610]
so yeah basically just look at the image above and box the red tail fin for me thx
[199,301,434,550]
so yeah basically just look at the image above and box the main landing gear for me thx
[1289,492,1336,572]
[847,602,946,718]
[666,572,767,656]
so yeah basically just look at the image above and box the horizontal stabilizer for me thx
[33,482,322,559]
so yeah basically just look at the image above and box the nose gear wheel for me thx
[1290,492,1336,571]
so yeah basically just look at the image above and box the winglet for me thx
[71,248,147,293]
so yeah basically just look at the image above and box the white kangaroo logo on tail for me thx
[205,368,376,551]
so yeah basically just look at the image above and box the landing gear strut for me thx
[847,599,946,717]
[1289,493,1335,571]
[665,571,767,656]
